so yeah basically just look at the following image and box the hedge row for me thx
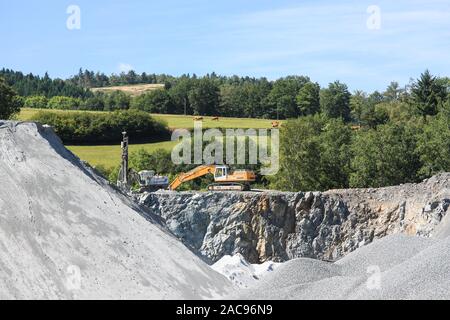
[31,110,170,144]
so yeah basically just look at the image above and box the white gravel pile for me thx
[212,254,280,288]
[432,205,450,239]
[0,121,233,299]
[238,233,450,299]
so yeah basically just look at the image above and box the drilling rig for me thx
[117,132,130,191]
[117,132,169,192]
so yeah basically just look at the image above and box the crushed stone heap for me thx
[0,121,233,299]
[236,233,450,299]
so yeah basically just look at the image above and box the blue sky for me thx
[1,0,449,92]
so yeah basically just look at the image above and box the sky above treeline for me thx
[1,0,449,92]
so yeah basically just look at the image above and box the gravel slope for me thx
[0,121,233,299]
[237,234,450,299]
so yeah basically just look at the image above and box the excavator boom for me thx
[169,165,216,190]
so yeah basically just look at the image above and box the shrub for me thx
[131,90,175,113]
[350,123,421,188]
[129,148,176,174]
[416,115,450,177]
[270,114,352,191]
[47,96,81,110]
[24,96,48,109]
[103,91,130,111]
[80,96,105,111]
[0,77,20,119]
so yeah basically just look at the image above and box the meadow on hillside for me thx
[18,108,279,169]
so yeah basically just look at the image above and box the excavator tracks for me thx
[207,183,251,191]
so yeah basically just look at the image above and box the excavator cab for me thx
[214,165,228,180]
[212,165,254,190]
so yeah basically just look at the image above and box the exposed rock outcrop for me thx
[141,175,450,264]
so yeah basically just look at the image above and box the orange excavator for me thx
[169,165,256,191]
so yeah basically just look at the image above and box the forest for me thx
[2,68,448,122]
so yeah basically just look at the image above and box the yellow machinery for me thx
[169,165,256,191]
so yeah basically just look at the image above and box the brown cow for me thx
[271,121,280,128]
[193,116,204,121]
[211,117,219,121]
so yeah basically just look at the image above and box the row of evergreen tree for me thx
[0,69,90,98]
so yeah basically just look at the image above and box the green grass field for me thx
[18,108,279,169]
[18,108,277,130]
[67,140,177,168]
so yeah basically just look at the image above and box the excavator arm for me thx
[169,165,216,190]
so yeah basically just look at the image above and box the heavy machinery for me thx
[129,169,169,192]
[117,132,169,192]
[169,165,256,191]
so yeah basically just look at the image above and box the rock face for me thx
[141,175,450,264]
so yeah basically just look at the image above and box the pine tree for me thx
[412,70,446,119]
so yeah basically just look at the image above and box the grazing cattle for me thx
[351,125,362,131]
[211,117,219,121]
[271,121,280,128]
[193,116,204,121]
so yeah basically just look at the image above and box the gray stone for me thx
[141,175,450,263]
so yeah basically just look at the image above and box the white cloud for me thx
[118,63,134,73]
